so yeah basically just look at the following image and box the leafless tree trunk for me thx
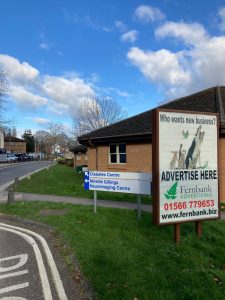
[0,70,8,127]
[73,97,126,136]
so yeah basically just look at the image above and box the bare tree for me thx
[34,130,50,153]
[12,126,17,137]
[0,70,8,127]
[73,97,126,135]
[35,124,71,156]
[47,122,65,152]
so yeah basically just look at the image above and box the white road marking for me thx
[0,283,29,294]
[0,223,68,300]
[0,270,28,280]
[0,297,27,300]
[0,226,52,300]
[0,254,28,273]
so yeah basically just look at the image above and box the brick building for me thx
[78,86,225,202]
[4,136,26,153]
[71,144,88,168]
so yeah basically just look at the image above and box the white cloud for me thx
[134,5,165,23]
[102,87,132,98]
[10,86,48,108]
[218,7,225,31]
[39,43,50,50]
[89,73,100,83]
[190,36,225,89]
[127,19,225,98]
[0,54,39,84]
[47,102,69,115]
[127,47,190,96]
[121,30,138,43]
[155,21,208,46]
[115,20,127,32]
[27,117,50,125]
[0,54,96,115]
[42,75,95,113]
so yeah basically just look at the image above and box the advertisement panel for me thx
[84,171,151,195]
[153,109,219,225]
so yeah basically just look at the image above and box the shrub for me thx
[65,158,73,167]
[57,157,66,164]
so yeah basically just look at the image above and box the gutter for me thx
[216,86,225,125]
[78,131,152,143]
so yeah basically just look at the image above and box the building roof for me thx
[4,136,25,142]
[78,86,225,145]
[70,144,87,153]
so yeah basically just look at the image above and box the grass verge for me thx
[0,201,225,300]
[15,164,152,204]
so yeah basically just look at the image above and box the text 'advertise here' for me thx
[153,109,219,225]
[84,171,151,195]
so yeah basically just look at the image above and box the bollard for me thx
[27,172,30,180]
[137,194,142,219]
[7,186,15,204]
[15,177,19,185]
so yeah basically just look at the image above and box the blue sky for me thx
[1,0,225,137]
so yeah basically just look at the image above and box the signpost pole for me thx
[94,190,97,213]
[174,224,180,243]
[137,195,141,219]
[195,221,202,237]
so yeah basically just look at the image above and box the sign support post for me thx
[137,195,141,219]
[174,224,180,243]
[94,190,97,213]
[195,221,202,237]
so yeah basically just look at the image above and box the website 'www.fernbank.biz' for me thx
[161,208,218,220]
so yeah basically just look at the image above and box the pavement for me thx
[0,192,152,212]
[0,162,19,168]
[1,192,225,220]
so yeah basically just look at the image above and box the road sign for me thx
[84,171,151,195]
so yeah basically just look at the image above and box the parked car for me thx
[27,153,40,161]
[15,153,27,162]
[7,153,18,163]
[26,153,34,161]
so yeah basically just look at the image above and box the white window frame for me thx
[109,143,126,164]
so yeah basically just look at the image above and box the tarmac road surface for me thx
[0,161,54,190]
[0,215,84,300]
[0,161,91,299]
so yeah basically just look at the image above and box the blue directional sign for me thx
[84,171,90,190]
[83,171,151,195]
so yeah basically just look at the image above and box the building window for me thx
[109,144,126,164]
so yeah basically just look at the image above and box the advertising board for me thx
[84,171,151,195]
[152,109,219,225]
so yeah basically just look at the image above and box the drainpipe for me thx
[88,139,98,171]
[216,86,225,125]
[96,146,98,171]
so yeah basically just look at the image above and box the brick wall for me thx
[74,153,88,167]
[88,143,152,172]
[4,141,26,153]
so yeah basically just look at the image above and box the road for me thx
[0,161,53,189]
[0,162,83,299]
[0,217,80,299]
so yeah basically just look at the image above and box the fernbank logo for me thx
[180,184,212,199]
[164,182,178,200]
